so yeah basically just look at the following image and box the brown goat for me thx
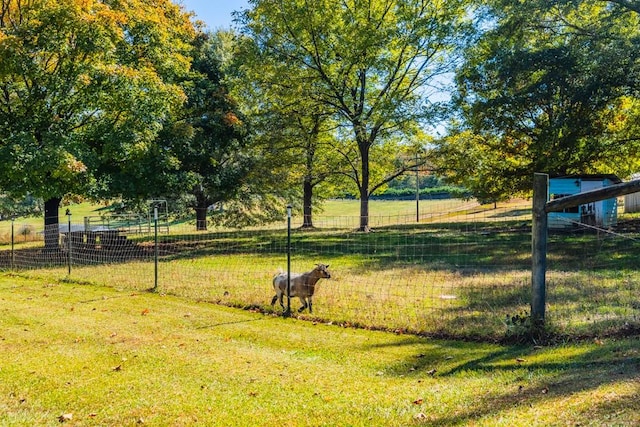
[270,264,331,313]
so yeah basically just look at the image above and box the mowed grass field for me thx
[1,274,639,426]
[0,198,494,240]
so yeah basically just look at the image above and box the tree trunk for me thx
[195,196,208,231]
[358,141,371,232]
[359,191,370,232]
[44,197,61,250]
[302,178,313,228]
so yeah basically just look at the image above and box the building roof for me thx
[549,174,622,184]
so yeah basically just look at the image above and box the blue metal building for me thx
[548,174,621,229]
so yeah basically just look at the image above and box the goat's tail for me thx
[272,268,284,288]
[273,267,284,280]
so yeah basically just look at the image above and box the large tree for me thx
[232,27,344,229]
[0,0,194,248]
[238,0,471,231]
[171,31,250,230]
[437,0,640,198]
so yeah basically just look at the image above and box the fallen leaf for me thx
[413,398,424,405]
[427,369,437,376]
[141,308,150,316]
[541,387,549,394]
[112,365,122,372]
[516,358,526,363]
[414,413,428,421]
[58,413,73,423]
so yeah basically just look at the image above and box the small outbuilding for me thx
[623,173,640,213]
[548,174,621,229]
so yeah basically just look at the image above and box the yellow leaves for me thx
[223,111,242,127]
[605,96,640,133]
[51,153,88,181]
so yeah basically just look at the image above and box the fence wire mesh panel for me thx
[1,198,638,339]
[546,215,640,336]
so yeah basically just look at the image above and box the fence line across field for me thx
[1,196,639,340]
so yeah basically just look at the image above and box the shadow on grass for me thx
[372,336,640,425]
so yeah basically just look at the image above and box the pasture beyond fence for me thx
[1,198,639,341]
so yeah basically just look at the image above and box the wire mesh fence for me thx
[0,198,639,340]
[546,215,640,336]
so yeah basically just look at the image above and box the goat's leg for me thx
[279,293,286,311]
[271,294,278,306]
[308,297,313,314]
[298,297,308,312]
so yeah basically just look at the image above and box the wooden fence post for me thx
[531,173,549,325]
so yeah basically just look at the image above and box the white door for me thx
[580,180,603,226]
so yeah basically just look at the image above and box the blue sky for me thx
[179,0,249,30]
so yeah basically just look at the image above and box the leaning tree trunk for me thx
[44,197,61,250]
[302,178,314,228]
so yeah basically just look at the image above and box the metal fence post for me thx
[153,206,158,292]
[10,216,15,270]
[285,204,292,316]
[531,173,549,325]
[66,209,72,276]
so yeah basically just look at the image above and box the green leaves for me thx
[238,0,472,229]
[0,0,195,202]
[444,0,640,199]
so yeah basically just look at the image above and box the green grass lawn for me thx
[0,274,638,426]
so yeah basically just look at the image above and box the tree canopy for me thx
[434,0,640,199]
[167,31,250,230]
[0,0,195,244]
[237,0,472,230]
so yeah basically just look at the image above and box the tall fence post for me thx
[153,206,158,292]
[416,152,420,223]
[531,173,549,325]
[66,209,72,276]
[285,204,292,317]
[10,216,15,270]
